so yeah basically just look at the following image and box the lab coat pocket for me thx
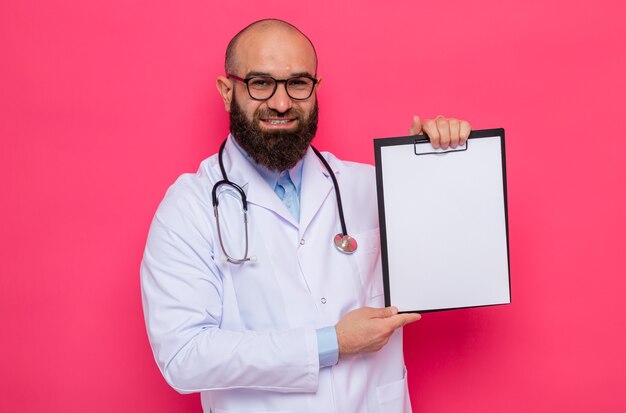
[352,228,384,303]
[375,369,411,412]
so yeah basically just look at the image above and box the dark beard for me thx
[229,96,318,171]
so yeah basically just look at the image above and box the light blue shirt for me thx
[230,135,339,368]
[275,171,301,222]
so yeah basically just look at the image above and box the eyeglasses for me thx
[227,74,318,101]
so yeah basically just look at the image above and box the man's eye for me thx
[289,78,310,86]
[249,78,273,88]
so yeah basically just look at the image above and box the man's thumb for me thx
[409,115,422,135]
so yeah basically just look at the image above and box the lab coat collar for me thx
[298,144,337,238]
[221,135,338,233]
[222,136,295,226]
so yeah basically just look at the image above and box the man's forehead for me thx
[230,23,317,75]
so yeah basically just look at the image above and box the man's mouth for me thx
[260,118,298,128]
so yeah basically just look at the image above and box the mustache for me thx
[255,108,303,119]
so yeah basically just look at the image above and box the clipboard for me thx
[374,128,511,313]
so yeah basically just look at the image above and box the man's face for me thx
[223,27,320,171]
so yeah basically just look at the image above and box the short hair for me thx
[224,18,318,74]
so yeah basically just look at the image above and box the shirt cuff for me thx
[316,326,339,368]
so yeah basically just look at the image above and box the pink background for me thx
[2,0,625,411]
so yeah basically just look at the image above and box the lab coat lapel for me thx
[223,137,297,227]
[299,147,335,238]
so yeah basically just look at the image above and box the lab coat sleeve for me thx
[140,187,319,394]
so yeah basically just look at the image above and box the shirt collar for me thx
[229,133,304,195]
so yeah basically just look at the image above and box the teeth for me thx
[265,119,291,124]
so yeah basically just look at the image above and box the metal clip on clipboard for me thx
[413,136,468,156]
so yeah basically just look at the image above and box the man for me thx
[141,19,470,412]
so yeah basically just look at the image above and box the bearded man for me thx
[141,18,470,413]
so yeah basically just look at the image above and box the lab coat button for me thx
[300,238,305,245]
[321,297,327,304]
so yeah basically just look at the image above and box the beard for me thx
[229,95,318,171]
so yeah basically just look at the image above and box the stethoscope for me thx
[211,139,358,264]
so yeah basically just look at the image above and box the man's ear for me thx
[315,77,322,92]
[216,76,233,112]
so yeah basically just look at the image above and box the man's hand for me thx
[410,115,471,149]
[335,306,421,358]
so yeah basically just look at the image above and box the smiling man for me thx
[141,19,470,413]
[219,21,321,171]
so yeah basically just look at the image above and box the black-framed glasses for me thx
[227,74,318,101]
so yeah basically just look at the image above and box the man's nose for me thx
[265,82,293,113]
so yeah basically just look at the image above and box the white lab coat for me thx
[141,136,411,412]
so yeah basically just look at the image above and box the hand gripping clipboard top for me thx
[413,136,469,156]
[374,128,511,313]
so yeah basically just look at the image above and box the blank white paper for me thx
[379,135,510,312]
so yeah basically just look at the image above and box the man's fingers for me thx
[460,120,471,145]
[422,119,440,148]
[370,306,398,318]
[436,116,451,149]
[386,313,422,329]
[449,118,460,148]
[419,116,471,149]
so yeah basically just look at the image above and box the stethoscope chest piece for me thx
[334,233,358,254]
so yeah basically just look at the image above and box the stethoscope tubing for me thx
[310,145,348,237]
[213,138,354,263]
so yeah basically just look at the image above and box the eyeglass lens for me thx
[247,77,315,100]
